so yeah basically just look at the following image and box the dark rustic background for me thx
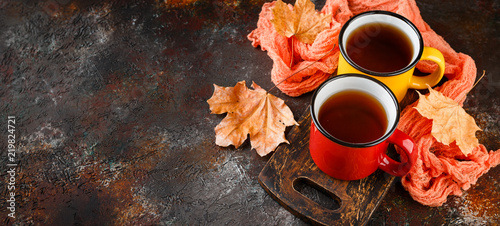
[0,0,499,225]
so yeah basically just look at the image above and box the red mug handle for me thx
[378,129,417,177]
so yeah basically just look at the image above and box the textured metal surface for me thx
[0,0,498,225]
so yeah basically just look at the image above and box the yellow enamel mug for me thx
[338,11,445,102]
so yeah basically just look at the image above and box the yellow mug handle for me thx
[409,46,445,89]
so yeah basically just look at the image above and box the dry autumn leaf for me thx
[414,85,481,156]
[271,0,331,44]
[207,81,298,156]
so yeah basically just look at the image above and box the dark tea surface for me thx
[346,22,413,73]
[318,90,388,143]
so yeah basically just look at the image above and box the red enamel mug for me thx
[309,74,417,181]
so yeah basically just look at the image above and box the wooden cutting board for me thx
[259,109,396,225]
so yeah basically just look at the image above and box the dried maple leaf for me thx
[271,0,331,44]
[414,85,481,156]
[207,81,298,156]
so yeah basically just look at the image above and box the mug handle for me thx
[409,46,445,89]
[378,129,417,177]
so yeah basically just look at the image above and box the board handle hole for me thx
[293,177,342,211]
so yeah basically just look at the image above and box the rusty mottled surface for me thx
[0,0,498,225]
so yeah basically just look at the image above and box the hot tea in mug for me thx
[318,90,388,143]
[309,74,417,181]
[337,11,445,102]
[346,22,413,73]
